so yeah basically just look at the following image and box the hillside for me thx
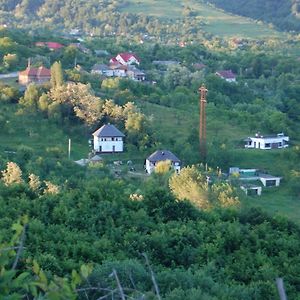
[0,25,300,298]
[207,0,300,32]
[0,0,284,41]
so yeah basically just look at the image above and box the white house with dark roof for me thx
[244,133,289,150]
[92,124,125,153]
[145,150,181,174]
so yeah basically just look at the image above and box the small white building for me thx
[244,133,289,150]
[145,150,181,174]
[229,167,282,187]
[259,174,281,187]
[240,184,262,196]
[92,124,125,153]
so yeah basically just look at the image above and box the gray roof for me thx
[92,64,109,71]
[258,173,281,179]
[147,150,180,163]
[93,124,125,137]
[89,154,103,161]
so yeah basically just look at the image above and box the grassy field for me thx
[120,0,283,39]
[241,188,300,225]
[0,103,89,160]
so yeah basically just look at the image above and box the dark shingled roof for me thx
[147,150,180,163]
[92,124,125,137]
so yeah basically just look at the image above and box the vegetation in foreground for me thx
[0,23,299,299]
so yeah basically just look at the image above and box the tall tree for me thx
[50,61,64,88]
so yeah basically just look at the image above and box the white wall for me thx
[245,137,289,149]
[260,177,281,187]
[94,137,123,152]
[145,160,181,174]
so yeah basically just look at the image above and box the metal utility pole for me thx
[199,85,208,162]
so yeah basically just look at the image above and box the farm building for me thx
[244,133,289,150]
[145,150,181,174]
[92,124,125,153]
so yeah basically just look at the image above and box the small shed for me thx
[240,184,262,196]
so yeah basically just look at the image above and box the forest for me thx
[207,0,300,32]
[0,15,299,299]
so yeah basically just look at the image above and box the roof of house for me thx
[152,60,180,65]
[147,150,181,163]
[37,66,51,76]
[89,154,103,162]
[92,64,109,71]
[92,124,125,137]
[19,67,38,76]
[19,66,50,77]
[117,52,140,62]
[46,42,64,49]
[258,173,281,179]
[35,42,63,49]
[247,133,289,140]
[216,70,236,79]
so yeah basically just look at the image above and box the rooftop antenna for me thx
[199,84,208,162]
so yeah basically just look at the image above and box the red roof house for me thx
[35,42,64,51]
[110,52,140,66]
[19,66,51,85]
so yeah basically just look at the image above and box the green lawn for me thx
[120,0,283,39]
[0,103,89,160]
[241,187,300,225]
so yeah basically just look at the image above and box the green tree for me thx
[3,53,18,69]
[19,83,39,111]
[155,160,171,174]
[169,165,210,209]
[50,61,64,88]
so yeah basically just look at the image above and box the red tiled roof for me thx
[19,67,38,76]
[216,70,236,79]
[110,57,118,63]
[37,66,51,77]
[46,42,64,49]
[19,66,51,77]
[118,52,140,62]
[35,41,63,49]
